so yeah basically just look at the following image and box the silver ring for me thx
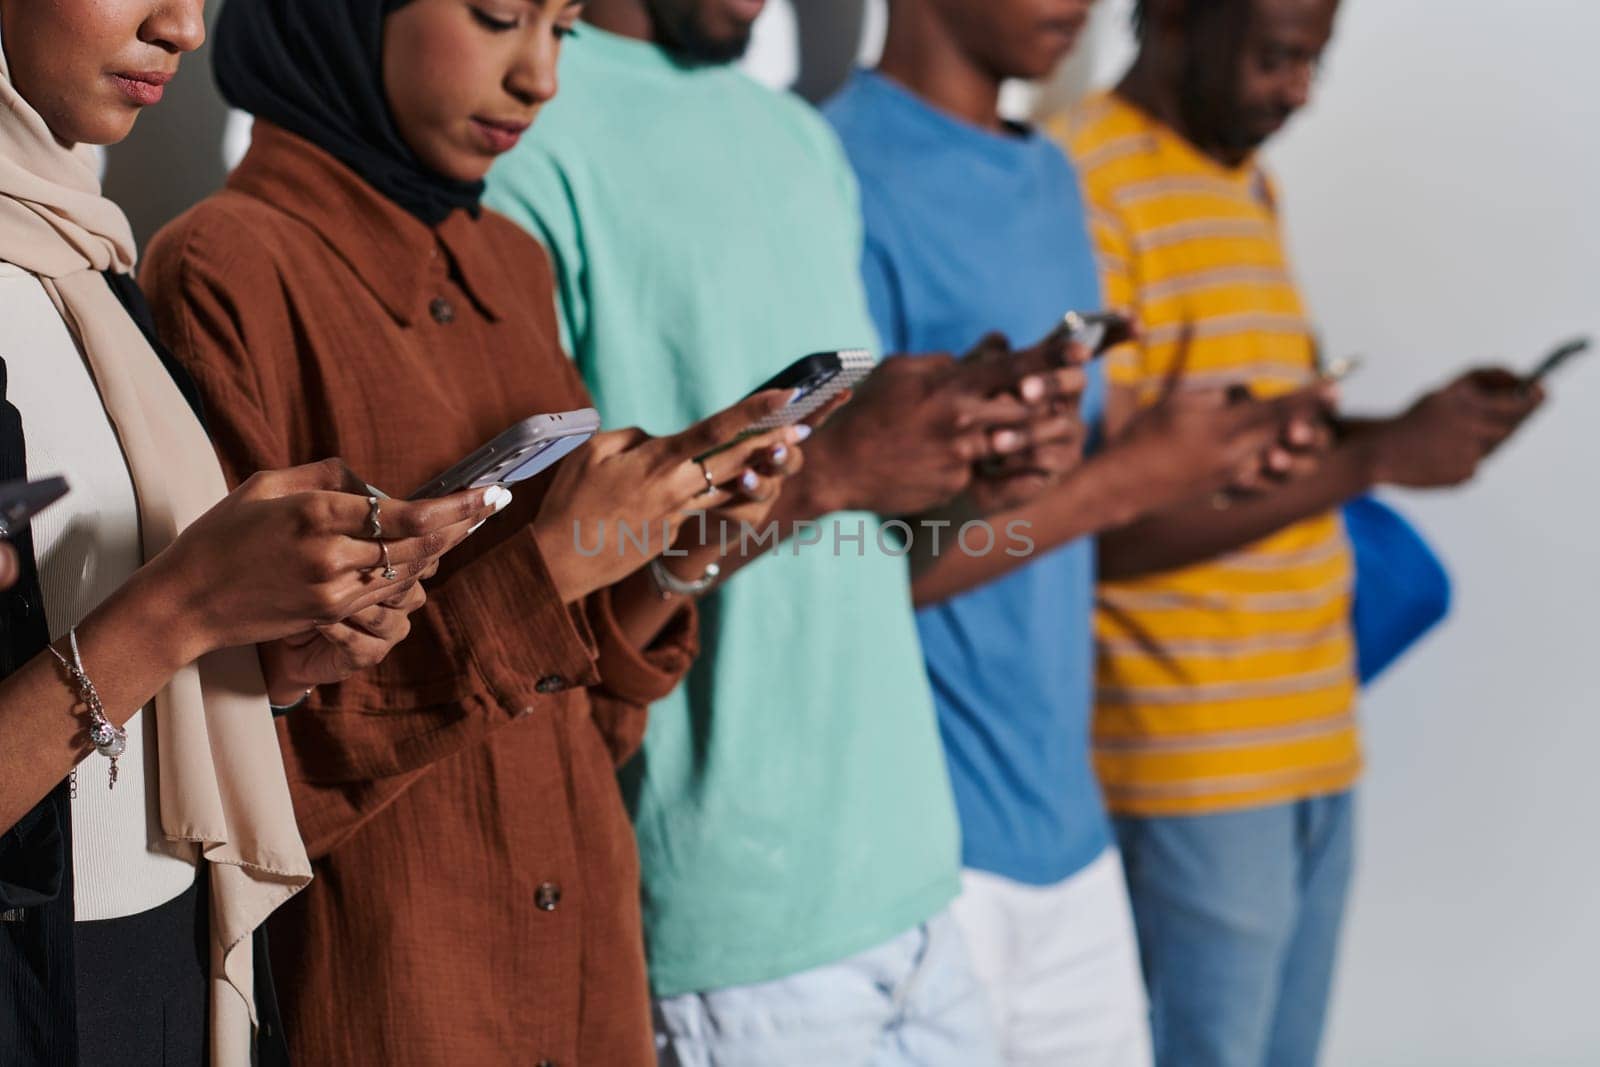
[379,540,398,581]
[696,460,716,497]
[366,495,383,539]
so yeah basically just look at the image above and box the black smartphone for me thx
[0,476,70,539]
[694,349,874,461]
[1526,336,1591,387]
[1040,311,1134,363]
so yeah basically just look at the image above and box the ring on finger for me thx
[366,495,383,539]
[378,540,398,581]
[696,459,716,497]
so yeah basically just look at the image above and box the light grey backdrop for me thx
[105,2,1599,1063]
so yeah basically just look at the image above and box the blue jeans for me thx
[1115,792,1355,1067]
[653,908,1000,1067]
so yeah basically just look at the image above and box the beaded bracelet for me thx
[48,628,127,791]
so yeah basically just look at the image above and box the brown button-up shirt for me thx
[142,123,693,1067]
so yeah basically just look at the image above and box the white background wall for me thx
[106,1,1597,1061]
[747,2,1600,1063]
[1068,2,1600,1063]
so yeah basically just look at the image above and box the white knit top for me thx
[1,262,199,921]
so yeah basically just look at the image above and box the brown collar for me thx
[226,122,510,326]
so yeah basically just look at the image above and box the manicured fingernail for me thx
[482,487,498,508]
[770,445,789,465]
[994,430,1022,451]
[1020,377,1046,402]
[740,470,760,493]
[468,519,488,534]
[793,424,813,442]
[492,487,514,512]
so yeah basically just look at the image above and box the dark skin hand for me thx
[778,341,1089,524]
[912,373,1335,606]
[0,460,501,834]
[1097,367,1545,581]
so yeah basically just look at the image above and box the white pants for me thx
[951,849,1154,1067]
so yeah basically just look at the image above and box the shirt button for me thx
[429,296,455,324]
[535,675,568,694]
[534,883,562,912]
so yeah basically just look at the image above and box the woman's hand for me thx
[257,567,433,704]
[533,391,811,603]
[149,458,502,666]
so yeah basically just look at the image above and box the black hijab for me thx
[213,0,483,226]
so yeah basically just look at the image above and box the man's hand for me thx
[961,330,1094,514]
[1112,382,1336,511]
[1369,367,1545,488]
[803,332,1095,518]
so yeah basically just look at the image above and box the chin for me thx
[55,107,141,148]
[432,152,494,184]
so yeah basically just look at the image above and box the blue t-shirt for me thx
[826,70,1110,886]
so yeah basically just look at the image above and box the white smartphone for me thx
[409,409,601,500]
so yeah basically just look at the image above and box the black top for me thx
[0,274,286,1065]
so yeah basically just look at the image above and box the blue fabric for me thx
[654,909,1000,1067]
[825,71,1109,886]
[1114,793,1356,1067]
[1344,494,1452,684]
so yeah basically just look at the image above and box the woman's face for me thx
[0,0,205,146]
[384,0,582,183]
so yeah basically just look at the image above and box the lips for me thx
[110,70,174,106]
[471,116,531,154]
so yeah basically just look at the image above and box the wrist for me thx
[530,518,586,605]
[129,548,219,668]
[1096,439,1182,527]
[785,440,853,519]
[1344,418,1394,490]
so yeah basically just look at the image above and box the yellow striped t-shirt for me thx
[1053,92,1361,817]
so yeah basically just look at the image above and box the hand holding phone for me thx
[694,349,873,461]
[410,409,601,500]
[1040,310,1135,363]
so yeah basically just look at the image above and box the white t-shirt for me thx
[0,262,199,921]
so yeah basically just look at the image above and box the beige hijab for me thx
[0,29,311,1065]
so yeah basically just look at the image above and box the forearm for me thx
[1098,422,1385,582]
[910,449,1154,608]
[0,562,200,833]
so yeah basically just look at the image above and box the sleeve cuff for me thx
[586,584,698,706]
[438,527,602,714]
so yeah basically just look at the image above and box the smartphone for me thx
[695,349,875,462]
[1042,311,1134,361]
[0,476,69,539]
[409,409,600,500]
[1320,356,1364,383]
[1526,336,1591,386]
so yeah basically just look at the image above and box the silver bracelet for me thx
[647,558,721,600]
[48,628,127,791]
